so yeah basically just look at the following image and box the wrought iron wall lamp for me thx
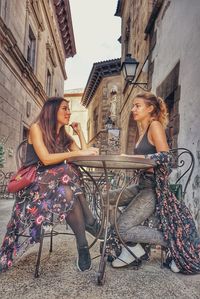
[121,53,148,91]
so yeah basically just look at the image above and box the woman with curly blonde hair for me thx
[110,92,200,274]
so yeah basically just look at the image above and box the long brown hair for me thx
[36,97,73,153]
[134,92,169,128]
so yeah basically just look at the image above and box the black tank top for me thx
[134,125,157,155]
[24,143,40,166]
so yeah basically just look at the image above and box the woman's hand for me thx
[70,122,82,135]
[88,146,99,156]
[77,147,99,157]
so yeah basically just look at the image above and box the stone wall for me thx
[87,75,122,138]
[0,0,69,173]
[87,75,122,154]
[150,0,200,230]
[119,0,151,153]
[0,60,41,172]
[64,88,88,145]
[118,0,200,229]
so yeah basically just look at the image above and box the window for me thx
[23,126,29,141]
[124,17,130,56]
[156,62,180,149]
[93,108,98,136]
[0,0,7,20]
[87,119,90,138]
[26,102,31,117]
[27,26,36,69]
[165,92,179,149]
[46,69,52,96]
[126,114,138,154]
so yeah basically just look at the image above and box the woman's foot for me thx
[170,260,180,273]
[85,219,104,240]
[163,251,180,273]
[112,243,146,268]
[77,246,92,272]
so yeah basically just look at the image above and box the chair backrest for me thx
[169,147,195,199]
[0,169,6,194]
[0,170,15,198]
[16,139,28,169]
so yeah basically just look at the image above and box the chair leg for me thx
[34,226,45,278]
[49,227,53,253]
[160,246,165,268]
[49,213,54,253]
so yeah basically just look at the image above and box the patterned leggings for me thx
[108,173,167,247]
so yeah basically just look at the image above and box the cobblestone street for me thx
[1,1,200,297]
[0,199,200,299]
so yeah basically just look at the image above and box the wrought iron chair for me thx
[15,139,74,277]
[157,148,195,267]
[16,138,28,169]
[169,147,195,200]
[14,139,102,277]
[109,148,195,268]
[0,170,15,199]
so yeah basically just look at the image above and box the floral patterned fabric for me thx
[0,163,83,272]
[147,151,200,274]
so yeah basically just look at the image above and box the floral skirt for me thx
[0,162,83,272]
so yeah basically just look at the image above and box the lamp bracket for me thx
[128,81,148,91]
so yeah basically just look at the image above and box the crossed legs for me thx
[109,184,166,247]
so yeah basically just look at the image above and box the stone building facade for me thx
[81,59,122,155]
[64,88,88,146]
[115,0,200,229]
[0,0,76,172]
[115,0,153,154]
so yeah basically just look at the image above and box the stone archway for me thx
[126,113,138,154]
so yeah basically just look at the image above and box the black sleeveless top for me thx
[24,143,40,167]
[134,125,156,155]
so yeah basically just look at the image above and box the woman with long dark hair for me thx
[110,92,200,274]
[0,97,99,273]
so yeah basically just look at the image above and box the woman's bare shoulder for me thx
[149,120,169,151]
[149,121,164,132]
[150,120,162,128]
[29,123,43,142]
[30,123,40,132]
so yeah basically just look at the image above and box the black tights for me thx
[66,193,95,249]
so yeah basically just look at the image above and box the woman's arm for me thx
[29,123,98,166]
[70,122,87,150]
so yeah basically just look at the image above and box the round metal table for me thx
[68,155,156,285]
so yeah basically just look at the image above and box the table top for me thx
[68,155,156,170]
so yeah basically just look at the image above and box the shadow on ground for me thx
[0,199,200,299]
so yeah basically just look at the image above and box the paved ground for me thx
[0,198,200,299]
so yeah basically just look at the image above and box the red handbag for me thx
[7,165,37,193]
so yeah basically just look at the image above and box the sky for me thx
[64,0,121,91]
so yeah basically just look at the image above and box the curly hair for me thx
[134,92,169,128]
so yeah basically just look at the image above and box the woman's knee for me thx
[103,184,139,206]
[116,189,156,230]
[132,189,156,214]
